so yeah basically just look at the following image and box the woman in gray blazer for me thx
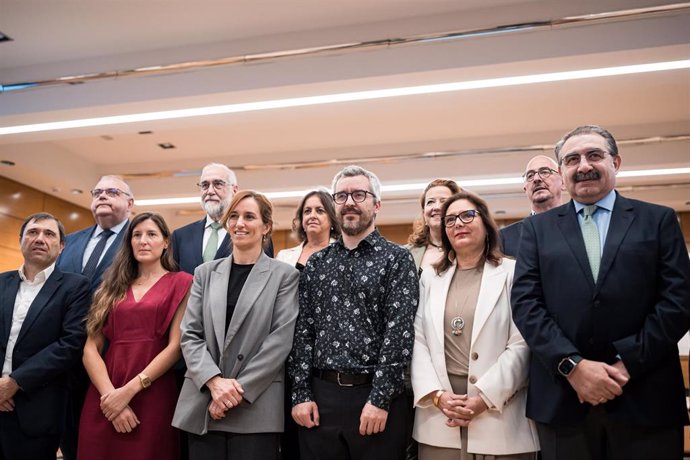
[172,190,300,460]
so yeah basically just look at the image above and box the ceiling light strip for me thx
[134,166,690,206]
[2,60,689,136]
[2,3,688,93]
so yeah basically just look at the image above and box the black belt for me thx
[313,369,373,387]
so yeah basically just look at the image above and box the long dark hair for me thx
[432,191,502,275]
[408,179,462,247]
[86,212,177,335]
[293,189,340,243]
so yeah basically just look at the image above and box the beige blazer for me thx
[411,258,539,454]
[276,239,336,267]
[172,253,299,435]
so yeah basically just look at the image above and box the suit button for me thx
[588,338,594,345]
[237,354,244,361]
[471,352,479,360]
[593,300,600,307]
[469,376,477,384]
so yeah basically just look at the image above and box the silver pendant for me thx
[451,316,465,335]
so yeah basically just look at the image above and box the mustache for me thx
[574,171,601,182]
[340,206,361,215]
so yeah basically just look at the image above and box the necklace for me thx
[449,272,466,336]
[428,241,443,252]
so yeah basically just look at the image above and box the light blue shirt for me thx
[573,189,616,256]
[81,219,128,269]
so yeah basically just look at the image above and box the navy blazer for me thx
[511,193,690,426]
[172,218,274,275]
[499,220,523,258]
[57,222,129,292]
[0,268,90,437]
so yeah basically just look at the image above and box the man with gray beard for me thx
[171,163,273,274]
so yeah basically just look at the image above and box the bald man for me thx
[500,155,564,257]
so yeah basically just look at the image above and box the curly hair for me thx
[407,179,462,247]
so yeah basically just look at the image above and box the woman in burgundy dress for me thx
[77,212,192,460]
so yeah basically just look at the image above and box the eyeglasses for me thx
[332,190,375,204]
[90,188,131,198]
[444,210,480,227]
[197,180,229,191]
[560,150,609,168]
[523,167,558,182]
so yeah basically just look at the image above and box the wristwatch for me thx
[138,373,152,389]
[557,354,583,377]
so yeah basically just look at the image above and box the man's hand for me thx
[610,360,630,386]
[206,376,244,411]
[0,377,19,403]
[359,402,388,435]
[0,398,14,412]
[567,359,626,405]
[292,401,320,428]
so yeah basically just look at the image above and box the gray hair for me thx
[331,165,382,204]
[554,125,619,163]
[202,163,237,186]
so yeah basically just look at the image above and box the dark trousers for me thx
[59,364,89,460]
[298,376,408,460]
[0,411,60,460]
[188,431,280,460]
[536,406,683,460]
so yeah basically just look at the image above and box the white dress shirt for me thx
[81,219,128,270]
[2,263,56,377]
[202,216,228,256]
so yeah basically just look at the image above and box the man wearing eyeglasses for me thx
[511,125,690,460]
[289,165,418,460]
[171,163,273,275]
[500,155,563,257]
[56,175,133,460]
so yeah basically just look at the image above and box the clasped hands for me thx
[292,401,389,436]
[0,376,18,412]
[435,390,488,427]
[100,386,140,433]
[567,359,630,406]
[206,376,244,420]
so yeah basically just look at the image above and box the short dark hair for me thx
[19,212,65,244]
[432,191,503,275]
[293,189,340,243]
[554,125,618,163]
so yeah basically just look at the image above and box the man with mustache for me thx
[57,175,134,460]
[171,163,273,275]
[500,155,564,257]
[511,125,690,459]
[289,165,419,460]
[0,213,90,460]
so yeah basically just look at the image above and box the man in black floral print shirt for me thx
[289,165,419,460]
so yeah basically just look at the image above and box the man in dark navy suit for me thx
[57,175,133,460]
[172,163,272,274]
[0,213,90,460]
[511,125,690,459]
[500,155,563,257]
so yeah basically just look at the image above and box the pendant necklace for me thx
[450,273,466,336]
[429,241,443,252]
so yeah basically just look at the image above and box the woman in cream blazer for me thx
[411,191,539,459]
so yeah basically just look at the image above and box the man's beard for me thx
[339,207,375,236]
[203,200,227,220]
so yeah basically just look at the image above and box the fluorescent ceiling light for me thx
[134,166,690,207]
[2,59,689,136]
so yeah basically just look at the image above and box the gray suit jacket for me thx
[172,253,299,435]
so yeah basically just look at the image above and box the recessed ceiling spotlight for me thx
[158,143,176,149]
[51,187,61,193]
[138,130,153,135]
[1,160,15,166]
[100,135,114,141]
[0,31,12,43]
[71,188,83,195]
[494,210,506,215]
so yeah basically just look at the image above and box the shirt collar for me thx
[94,218,128,237]
[205,215,223,229]
[18,262,56,283]
[334,229,382,249]
[573,189,616,214]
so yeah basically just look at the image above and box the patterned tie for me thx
[82,229,114,279]
[203,222,222,263]
[581,205,601,282]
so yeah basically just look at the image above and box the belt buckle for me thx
[336,372,354,387]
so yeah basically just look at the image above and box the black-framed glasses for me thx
[524,167,558,183]
[444,209,480,227]
[90,188,131,199]
[560,150,609,168]
[197,180,228,191]
[332,190,375,204]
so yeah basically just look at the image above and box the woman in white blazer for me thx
[172,191,299,460]
[276,189,340,271]
[412,190,539,460]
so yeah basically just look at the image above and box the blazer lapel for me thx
[209,259,231,352]
[596,193,634,290]
[96,221,129,278]
[215,234,232,260]
[223,253,271,350]
[557,201,596,289]
[429,266,455,348]
[15,270,62,347]
[471,262,507,343]
[0,273,21,346]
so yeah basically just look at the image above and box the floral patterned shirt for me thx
[289,230,419,410]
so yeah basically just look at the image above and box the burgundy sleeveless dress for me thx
[77,271,192,460]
